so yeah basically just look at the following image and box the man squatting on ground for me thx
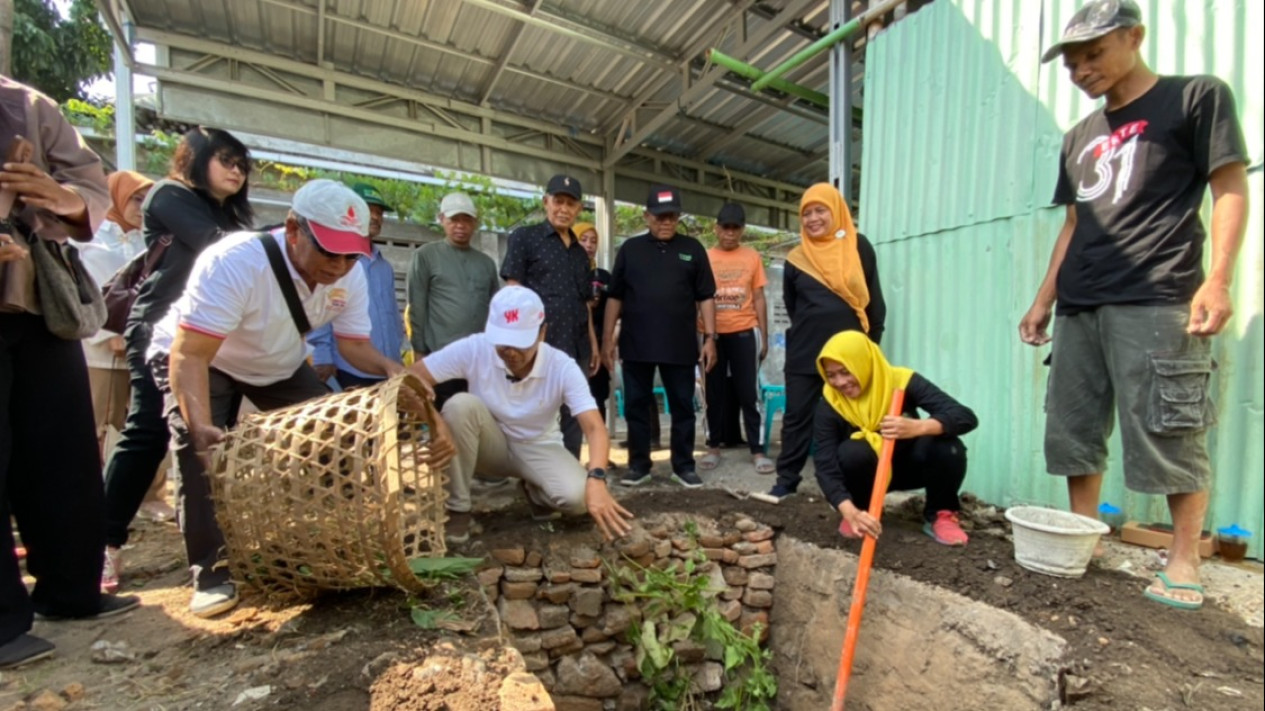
[1023,0,1249,610]
[410,286,635,544]
[148,179,452,618]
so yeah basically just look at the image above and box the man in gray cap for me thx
[407,191,500,408]
[501,175,599,458]
[1022,0,1248,611]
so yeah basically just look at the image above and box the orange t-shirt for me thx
[706,246,768,334]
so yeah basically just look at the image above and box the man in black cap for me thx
[698,202,771,476]
[602,185,717,489]
[501,174,600,458]
[1022,0,1248,611]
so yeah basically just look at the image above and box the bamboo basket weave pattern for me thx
[210,374,448,596]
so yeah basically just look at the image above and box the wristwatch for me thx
[705,332,718,341]
[587,468,607,481]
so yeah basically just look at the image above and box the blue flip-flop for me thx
[1142,572,1204,611]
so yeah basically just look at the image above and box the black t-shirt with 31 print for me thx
[1052,75,1248,315]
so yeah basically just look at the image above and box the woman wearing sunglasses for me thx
[100,127,254,594]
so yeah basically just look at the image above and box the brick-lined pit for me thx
[476,513,776,711]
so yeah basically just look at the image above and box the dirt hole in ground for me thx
[9,489,1260,711]
[770,536,1065,709]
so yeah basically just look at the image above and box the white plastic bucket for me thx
[1004,506,1110,578]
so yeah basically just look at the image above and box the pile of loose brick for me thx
[476,514,778,711]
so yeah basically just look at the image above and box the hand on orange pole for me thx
[831,389,906,711]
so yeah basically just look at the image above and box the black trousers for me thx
[334,370,384,391]
[705,330,763,453]
[831,437,968,521]
[623,361,695,474]
[774,371,824,490]
[432,379,469,412]
[1,314,105,643]
[588,365,610,421]
[102,323,170,548]
[152,357,328,591]
[560,405,582,459]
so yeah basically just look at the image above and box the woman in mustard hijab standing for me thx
[766,183,885,501]
[813,331,976,545]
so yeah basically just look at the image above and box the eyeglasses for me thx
[215,153,249,174]
[299,220,361,263]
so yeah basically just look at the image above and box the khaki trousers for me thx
[442,393,587,516]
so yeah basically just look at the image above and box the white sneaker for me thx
[138,500,176,522]
[101,547,122,594]
[189,584,239,618]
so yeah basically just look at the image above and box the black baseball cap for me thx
[717,202,745,227]
[545,174,582,200]
[646,184,682,216]
[1041,0,1142,63]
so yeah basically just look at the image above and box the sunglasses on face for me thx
[215,153,249,173]
[299,221,361,263]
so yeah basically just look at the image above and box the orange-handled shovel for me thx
[831,389,906,711]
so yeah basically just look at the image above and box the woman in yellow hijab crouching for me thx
[812,331,977,546]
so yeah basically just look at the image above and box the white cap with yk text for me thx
[440,192,478,219]
[485,286,546,349]
[292,179,372,256]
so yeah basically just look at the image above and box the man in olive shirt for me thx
[407,192,500,407]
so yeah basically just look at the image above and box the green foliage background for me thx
[12,0,112,102]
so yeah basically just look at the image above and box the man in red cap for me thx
[146,179,444,618]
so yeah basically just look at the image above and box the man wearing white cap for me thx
[406,192,500,409]
[147,179,434,618]
[411,286,634,544]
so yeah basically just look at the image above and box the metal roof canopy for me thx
[93,0,880,232]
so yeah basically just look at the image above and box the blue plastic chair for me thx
[761,384,786,446]
[615,386,669,417]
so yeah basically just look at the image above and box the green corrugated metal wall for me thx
[858,0,1264,558]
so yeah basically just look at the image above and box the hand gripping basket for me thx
[209,374,449,597]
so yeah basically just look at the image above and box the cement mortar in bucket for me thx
[1005,506,1110,578]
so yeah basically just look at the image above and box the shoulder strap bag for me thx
[258,233,312,335]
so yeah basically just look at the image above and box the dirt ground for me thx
[4,438,1261,710]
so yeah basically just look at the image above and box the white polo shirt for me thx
[149,229,372,386]
[424,333,597,443]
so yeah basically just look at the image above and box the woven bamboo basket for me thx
[208,373,449,597]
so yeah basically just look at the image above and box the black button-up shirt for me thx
[608,232,716,365]
[501,221,592,365]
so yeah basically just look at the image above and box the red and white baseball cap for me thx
[485,286,546,349]
[292,179,372,256]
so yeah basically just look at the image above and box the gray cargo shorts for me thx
[1044,303,1216,494]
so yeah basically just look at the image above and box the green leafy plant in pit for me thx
[405,556,482,630]
[607,527,776,710]
[407,556,484,581]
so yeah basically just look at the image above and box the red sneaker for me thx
[924,511,969,546]
[838,518,861,539]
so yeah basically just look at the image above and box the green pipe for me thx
[707,49,829,108]
[750,0,903,92]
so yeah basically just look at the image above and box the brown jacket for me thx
[0,75,110,314]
